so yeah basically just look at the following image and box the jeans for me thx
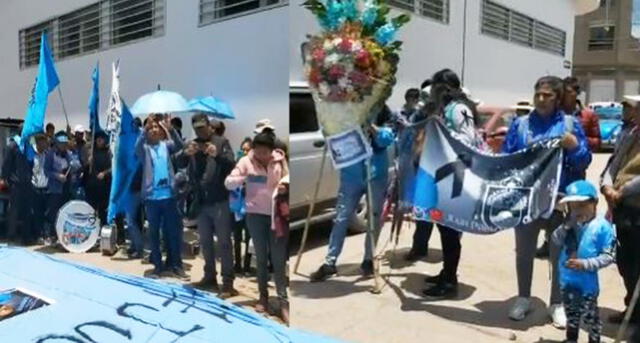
[325,174,387,266]
[613,205,640,322]
[126,193,144,255]
[145,198,182,271]
[515,210,563,305]
[233,218,251,269]
[46,193,68,240]
[197,202,235,284]
[246,213,288,302]
[563,288,601,343]
[410,221,434,256]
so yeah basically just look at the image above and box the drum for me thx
[55,201,101,253]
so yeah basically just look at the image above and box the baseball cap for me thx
[74,125,85,133]
[54,131,69,143]
[559,180,598,204]
[254,119,275,134]
[191,113,209,129]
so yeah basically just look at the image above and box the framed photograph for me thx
[0,288,51,322]
[326,127,373,170]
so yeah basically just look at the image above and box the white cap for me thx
[254,119,275,134]
[623,95,640,105]
[74,124,85,133]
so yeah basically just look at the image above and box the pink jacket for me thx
[225,149,288,216]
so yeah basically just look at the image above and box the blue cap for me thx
[559,180,598,204]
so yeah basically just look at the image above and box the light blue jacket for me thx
[341,127,395,184]
[553,216,616,295]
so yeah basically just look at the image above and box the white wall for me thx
[289,0,578,110]
[0,0,289,148]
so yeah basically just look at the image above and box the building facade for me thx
[573,0,640,103]
[0,0,289,147]
[290,0,597,108]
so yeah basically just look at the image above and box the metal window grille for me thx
[588,25,615,50]
[19,0,165,69]
[481,0,566,56]
[388,0,449,24]
[199,0,286,26]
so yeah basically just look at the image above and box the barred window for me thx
[19,0,165,69]
[481,0,566,56]
[58,3,101,59]
[388,0,449,24]
[19,21,54,68]
[588,25,615,50]
[199,0,286,25]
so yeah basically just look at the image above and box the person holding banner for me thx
[309,106,395,282]
[418,69,486,298]
[84,131,112,227]
[600,97,640,326]
[44,131,75,246]
[136,114,187,280]
[503,76,591,327]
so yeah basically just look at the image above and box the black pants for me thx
[613,205,640,322]
[414,221,462,285]
[30,188,48,243]
[6,184,30,242]
[563,288,601,343]
[46,193,68,239]
[411,220,434,256]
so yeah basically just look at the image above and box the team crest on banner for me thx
[402,118,563,234]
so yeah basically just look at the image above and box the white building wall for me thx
[290,0,578,110]
[0,0,289,148]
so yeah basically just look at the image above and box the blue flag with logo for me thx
[88,62,104,134]
[20,33,60,160]
[107,100,140,224]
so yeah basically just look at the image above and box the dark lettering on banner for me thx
[75,321,132,343]
[117,302,204,338]
[36,335,85,343]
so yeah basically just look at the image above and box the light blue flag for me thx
[88,62,104,134]
[107,100,140,224]
[20,32,60,160]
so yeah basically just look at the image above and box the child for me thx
[135,114,187,280]
[225,131,289,322]
[552,180,616,343]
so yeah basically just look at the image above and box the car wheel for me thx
[349,195,368,234]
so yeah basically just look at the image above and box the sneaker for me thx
[220,283,240,299]
[404,249,427,262]
[310,264,337,282]
[193,277,219,292]
[422,283,458,299]
[549,304,567,329]
[535,241,549,259]
[608,310,627,324]
[255,296,269,313]
[172,268,190,281]
[147,268,163,280]
[509,297,531,321]
[280,300,290,325]
[361,260,374,277]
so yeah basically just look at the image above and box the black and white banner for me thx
[402,119,563,234]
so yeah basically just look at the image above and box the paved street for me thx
[290,152,633,343]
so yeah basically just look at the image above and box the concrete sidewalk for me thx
[290,153,632,342]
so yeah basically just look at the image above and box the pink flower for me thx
[349,71,370,86]
[308,68,322,86]
[328,65,346,81]
[312,48,326,63]
[355,50,371,69]
[338,39,353,53]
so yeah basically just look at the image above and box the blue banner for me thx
[88,62,103,134]
[20,33,60,160]
[107,100,140,224]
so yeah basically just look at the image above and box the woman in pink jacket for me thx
[225,131,289,323]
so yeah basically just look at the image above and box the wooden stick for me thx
[57,87,70,128]
[366,158,383,294]
[294,144,328,275]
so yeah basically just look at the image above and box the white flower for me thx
[351,41,363,52]
[319,82,330,96]
[338,77,348,89]
[325,53,340,65]
[323,40,333,50]
[332,38,343,47]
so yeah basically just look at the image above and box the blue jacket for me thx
[44,149,73,195]
[341,127,394,184]
[502,109,592,192]
[553,216,616,295]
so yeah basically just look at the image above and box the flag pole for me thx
[366,157,383,294]
[57,87,70,128]
[295,144,328,275]
[615,276,640,342]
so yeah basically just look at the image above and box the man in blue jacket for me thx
[311,106,395,282]
[503,76,592,328]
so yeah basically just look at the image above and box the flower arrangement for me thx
[303,0,409,135]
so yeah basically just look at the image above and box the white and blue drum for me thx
[55,201,101,253]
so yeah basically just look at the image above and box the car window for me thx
[290,92,319,134]
[594,106,622,119]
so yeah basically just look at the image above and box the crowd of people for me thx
[0,114,291,324]
[309,68,640,343]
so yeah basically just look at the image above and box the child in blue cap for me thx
[552,180,616,343]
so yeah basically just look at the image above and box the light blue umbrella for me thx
[188,96,235,119]
[131,90,189,116]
